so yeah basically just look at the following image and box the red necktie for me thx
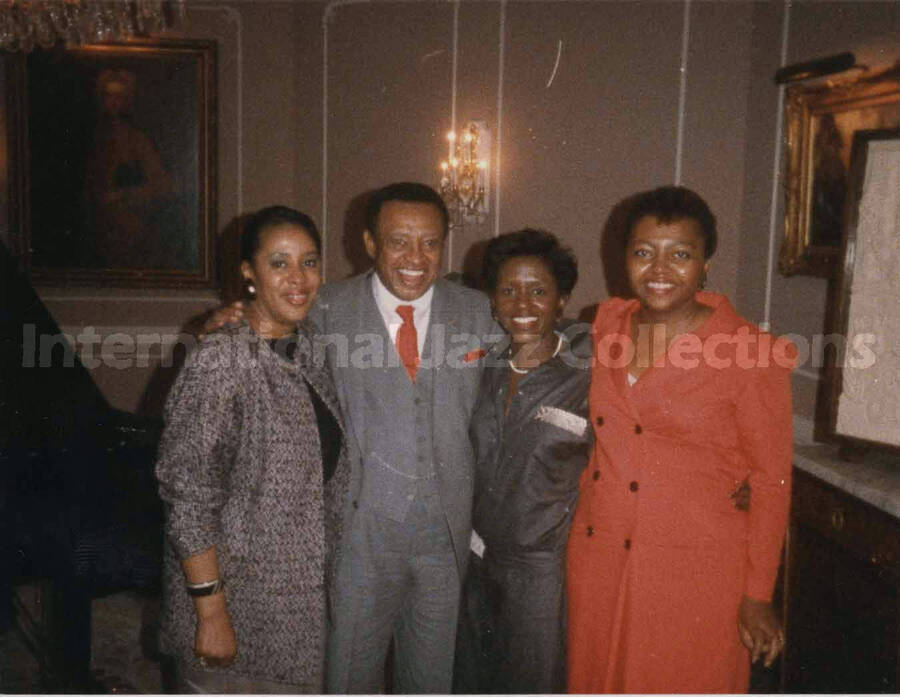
[395,305,419,382]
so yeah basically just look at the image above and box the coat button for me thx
[629,481,639,492]
[624,538,631,550]
[634,424,643,434]
[596,416,604,426]
[352,500,358,509]
[587,526,594,537]
[592,470,600,481]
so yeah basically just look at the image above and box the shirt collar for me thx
[371,270,435,317]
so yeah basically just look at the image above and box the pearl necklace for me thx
[508,334,564,374]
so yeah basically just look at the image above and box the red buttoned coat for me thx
[566,292,794,693]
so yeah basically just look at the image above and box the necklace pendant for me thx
[507,334,564,374]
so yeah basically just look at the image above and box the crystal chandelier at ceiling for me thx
[0,0,186,53]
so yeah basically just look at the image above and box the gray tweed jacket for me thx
[155,320,350,690]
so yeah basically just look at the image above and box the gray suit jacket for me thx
[312,272,498,691]
[310,271,498,574]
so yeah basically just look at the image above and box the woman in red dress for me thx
[566,186,794,693]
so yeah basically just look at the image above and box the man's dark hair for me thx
[623,186,718,259]
[241,205,321,262]
[482,228,578,296]
[364,182,450,238]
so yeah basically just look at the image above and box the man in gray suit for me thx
[202,183,496,692]
[311,183,496,693]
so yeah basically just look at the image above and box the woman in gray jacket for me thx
[454,229,592,693]
[156,206,350,693]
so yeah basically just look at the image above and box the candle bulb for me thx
[447,130,456,161]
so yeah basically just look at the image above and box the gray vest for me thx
[356,336,442,524]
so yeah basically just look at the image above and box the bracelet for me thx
[185,578,225,597]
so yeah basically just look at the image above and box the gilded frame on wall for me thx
[779,62,900,278]
[6,39,217,289]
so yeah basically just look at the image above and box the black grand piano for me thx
[0,240,164,692]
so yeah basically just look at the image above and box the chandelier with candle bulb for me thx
[439,121,488,226]
[0,0,185,53]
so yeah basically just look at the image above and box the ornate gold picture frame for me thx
[779,63,900,278]
[6,39,217,289]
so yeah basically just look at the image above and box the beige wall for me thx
[322,0,753,317]
[5,0,898,421]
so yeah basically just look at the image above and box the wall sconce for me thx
[439,120,490,227]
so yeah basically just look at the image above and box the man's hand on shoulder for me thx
[199,301,245,339]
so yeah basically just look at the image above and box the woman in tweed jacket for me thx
[156,206,350,693]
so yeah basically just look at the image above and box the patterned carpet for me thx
[0,620,41,693]
[0,585,163,694]
[91,591,164,693]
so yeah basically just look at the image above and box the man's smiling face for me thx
[364,200,446,301]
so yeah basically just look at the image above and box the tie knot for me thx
[396,305,415,323]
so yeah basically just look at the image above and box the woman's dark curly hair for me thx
[623,185,718,259]
[482,228,578,296]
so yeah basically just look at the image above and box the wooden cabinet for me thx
[782,468,900,693]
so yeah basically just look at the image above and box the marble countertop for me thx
[793,442,900,521]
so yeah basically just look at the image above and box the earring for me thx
[699,272,707,290]
[245,280,256,298]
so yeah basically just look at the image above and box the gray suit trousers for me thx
[335,502,459,694]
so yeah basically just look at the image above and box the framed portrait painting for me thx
[6,39,217,288]
[779,62,900,278]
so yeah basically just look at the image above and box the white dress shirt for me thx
[371,272,433,356]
